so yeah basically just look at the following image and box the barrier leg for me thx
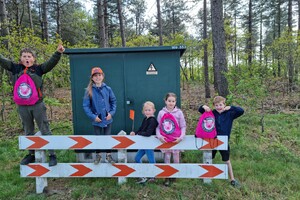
[33,131,47,193]
[203,150,212,184]
[35,150,48,193]
[117,130,127,184]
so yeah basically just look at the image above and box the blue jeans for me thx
[135,149,156,163]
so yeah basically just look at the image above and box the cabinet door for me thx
[70,53,125,135]
[124,51,181,133]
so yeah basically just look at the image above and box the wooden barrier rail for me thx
[19,133,228,193]
[19,135,227,150]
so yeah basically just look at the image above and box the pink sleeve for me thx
[178,110,187,140]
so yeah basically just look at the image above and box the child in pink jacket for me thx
[156,92,186,186]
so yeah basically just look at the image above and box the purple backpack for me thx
[13,68,39,105]
[159,112,182,142]
[195,111,217,139]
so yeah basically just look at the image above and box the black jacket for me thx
[135,116,158,137]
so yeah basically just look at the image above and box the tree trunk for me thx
[211,0,229,97]
[259,2,263,64]
[104,0,109,47]
[234,11,237,67]
[277,0,281,76]
[296,0,300,81]
[97,0,106,47]
[246,0,253,67]
[0,0,9,108]
[27,0,33,30]
[203,0,210,98]
[10,0,21,28]
[42,0,49,42]
[171,2,175,36]
[56,0,62,37]
[117,0,126,47]
[0,0,9,36]
[156,0,163,45]
[287,0,294,92]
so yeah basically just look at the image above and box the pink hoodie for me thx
[156,106,186,140]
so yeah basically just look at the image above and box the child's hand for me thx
[173,138,182,143]
[130,132,135,136]
[57,43,65,53]
[203,105,211,112]
[159,137,166,143]
[95,116,101,122]
[224,106,231,111]
[106,113,112,120]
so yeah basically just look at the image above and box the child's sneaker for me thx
[136,177,148,184]
[94,154,102,164]
[164,178,171,186]
[106,154,115,163]
[147,178,156,183]
[20,154,35,165]
[230,179,241,188]
[49,155,57,167]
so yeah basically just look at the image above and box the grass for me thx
[0,101,299,199]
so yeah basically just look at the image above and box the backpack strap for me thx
[24,67,29,74]
[37,88,42,99]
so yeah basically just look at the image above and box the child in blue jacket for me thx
[83,67,117,164]
[198,96,244,187]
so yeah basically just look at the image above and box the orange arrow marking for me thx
[27,164,50,177]
[112,164,135,176]
[69,136,92,149]
[199,138,224,150]
[200,165,223,178]
[70,164,92,176]
[155,165,179,177]
[112,136,135,149]
[155,142,177,149]
[26,136,49,149]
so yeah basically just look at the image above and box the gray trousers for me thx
[94,123,112,153]
[18,101,55,155]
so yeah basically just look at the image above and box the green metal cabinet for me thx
[65,46,186,135]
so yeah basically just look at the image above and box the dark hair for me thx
[20,48,36,58]
[164,92,177,101]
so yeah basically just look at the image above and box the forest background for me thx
[0,0,299,199]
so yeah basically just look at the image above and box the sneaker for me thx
[136,177,148,184]
[20,154,35,165]
[164,178,170,186]
[49,155,57,167]
[147,178,156,183]
[106,154,115,163]
[94,154,102,164]
[230,180,241,188]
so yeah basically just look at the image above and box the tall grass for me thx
[0,100,299,199]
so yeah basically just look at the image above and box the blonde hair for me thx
[142,101,156,114]
[164,92,177,101]
[213,96,226,105]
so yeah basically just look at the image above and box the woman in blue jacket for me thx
[83,67,117,164]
